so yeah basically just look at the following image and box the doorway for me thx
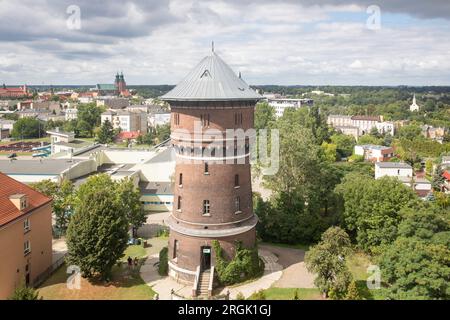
[200,246,211,271]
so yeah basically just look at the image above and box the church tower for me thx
[161,48,261,295]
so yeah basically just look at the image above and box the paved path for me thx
[52,238,68,263]
[137,212,170,238]
[260,245,315,289]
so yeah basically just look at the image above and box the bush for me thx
[158,247,168,276]
[348,154,364,163]
[248,289,266,300]
[213,240,264,286]
[235,292,245,300]
[9,286,40,300]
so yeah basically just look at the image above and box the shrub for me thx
[213,240,265,286]
[235,292,245,300]
[158,247,168,276]
[248,289,266,300]
[345,281,361,300]
[9,286,40,300]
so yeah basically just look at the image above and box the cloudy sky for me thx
[1,0,450,86]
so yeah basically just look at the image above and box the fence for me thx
[33,254,66,288]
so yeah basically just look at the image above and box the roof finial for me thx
[211,41,214,53]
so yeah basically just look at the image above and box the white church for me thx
[410,94,420,112]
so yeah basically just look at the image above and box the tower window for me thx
[203,200,210,215]
[235,174,239,187]
[200,114,210,127]
[177,196,182,210]
[173,240,179,260]
[179,173,183,186]
[234,113,243,125]
[204,162,209,174]
[235,197,241,213]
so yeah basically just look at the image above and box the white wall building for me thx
[65,108,78,121]
[268,98,314,117]
[101,110,148,133]
[354,144,394,162]
[328,115,395,138]
[375,162,413,179]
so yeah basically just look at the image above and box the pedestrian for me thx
[127,256,132,269]
[134,257,139,269]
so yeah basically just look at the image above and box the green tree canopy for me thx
[305,227,353,298]
[96,119,115,144]
[66,174,129,280]
[11,117,44,139]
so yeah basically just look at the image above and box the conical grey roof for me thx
[161,52,261,102]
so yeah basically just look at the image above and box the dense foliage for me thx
[213,240,264,286]
[305,227,353,298]
[158,247,169,276]
[9,286,41,300]
[11,117,45,139]
[66,174,139,280]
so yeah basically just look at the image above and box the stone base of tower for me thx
[167,227,256,285]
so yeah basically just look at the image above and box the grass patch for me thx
[120,245,147,262]
[258,288,322,300]
[346,251,389,300]
[38,244,156,300]
[37,263,155,300]
[260,241,310,251]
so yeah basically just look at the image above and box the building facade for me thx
[354,144,394,162]
[327,114,395,138]
[0,173,52,299]
[101,109,147,133]
[161,49,260,291]
[267,98,314,117]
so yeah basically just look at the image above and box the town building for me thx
[375,162,413,179]
[160,48,261,296]
[442,170,450,193]
[327,114,395,139]
[268,98,314,117]
[354,144,394,162]
[421,125,447,143]
[96,97,129,109]
[93,73,131,97]
[149,111,171,128]
[0,173,52,299]
[101,109,148,133]
[410,94,420,112]
[64,108,78,121]
[374,162,431,198]
[0,85,31,98]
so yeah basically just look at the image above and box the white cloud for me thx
[1,0,450,85]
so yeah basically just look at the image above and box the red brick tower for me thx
[161,49,261,293]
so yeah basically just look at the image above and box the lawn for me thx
[260,241,310,251]
[0,137,50,146]
[252,288,323,300]
[346,251,389,300]
[38,245,156,300]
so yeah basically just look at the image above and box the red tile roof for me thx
[443,170,450,181]
[0,172,52,227]
[116,131,142,140]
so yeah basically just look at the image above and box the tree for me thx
[77,103,103,137]
[397,124,422,140]
[116,177,146,236]
[335,174,418,251]
[11,117,44,139]
[425,159,433,175]
[432,165,445,191]
[330,133,356,158]
[96,119,115,144]
[378,237,449,299]
[358,134,382,145]
[66,174,129,280]
[254,102,275,130]
[321,142,337,162]
[30,179,74,236]
[397,206,449,241]
[9,286,40,300]
[155,124,171,143]
[305,227,353,298]
[345,281,361,300]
